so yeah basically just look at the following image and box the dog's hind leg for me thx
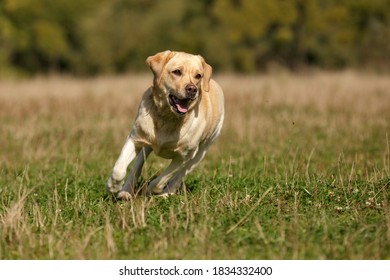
[161,175,185,195]
[161,143,212,195]
[146,157,186,195]
[117,147,152,200]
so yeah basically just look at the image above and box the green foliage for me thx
[1,0,390,75]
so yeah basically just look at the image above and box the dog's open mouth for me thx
[168,94,191,115]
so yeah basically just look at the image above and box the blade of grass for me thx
[226,187,272,235]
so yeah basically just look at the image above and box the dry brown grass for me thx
[220,71,390,143]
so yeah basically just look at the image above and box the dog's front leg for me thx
[117,147,152,200]
[106,136,137,194]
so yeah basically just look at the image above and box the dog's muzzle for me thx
[169,94,191,115]
[168,84,198,115]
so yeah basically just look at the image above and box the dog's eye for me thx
[172,69,182,76]
[195,74,202,80]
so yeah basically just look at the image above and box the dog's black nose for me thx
[185,84,197,99]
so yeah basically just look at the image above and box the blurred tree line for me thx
[1,0,390,76]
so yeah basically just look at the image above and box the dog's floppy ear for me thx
[146,50,176,85]
[198,55,212,92]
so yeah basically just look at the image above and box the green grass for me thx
[0,72,389,259]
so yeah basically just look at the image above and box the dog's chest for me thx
[152,128,197,159]
[133,102,206,159]
[137,120,201,159]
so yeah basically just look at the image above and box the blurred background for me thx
[1,0,390,77]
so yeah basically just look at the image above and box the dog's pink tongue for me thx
[176,103,188,113]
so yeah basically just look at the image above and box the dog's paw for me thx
[155,192,173,199]
[106,176,124,194]
[146,187,175,198]
[117,191,132,201]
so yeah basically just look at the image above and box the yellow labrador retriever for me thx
[106,50,224,200]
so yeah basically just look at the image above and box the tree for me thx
[1,0,390,76]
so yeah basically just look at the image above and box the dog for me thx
[106,50,224,200]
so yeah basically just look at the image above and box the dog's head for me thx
[146,50,212,116]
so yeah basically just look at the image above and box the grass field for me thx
[0,71,389,259]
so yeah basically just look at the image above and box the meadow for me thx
[0,71,389,259]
